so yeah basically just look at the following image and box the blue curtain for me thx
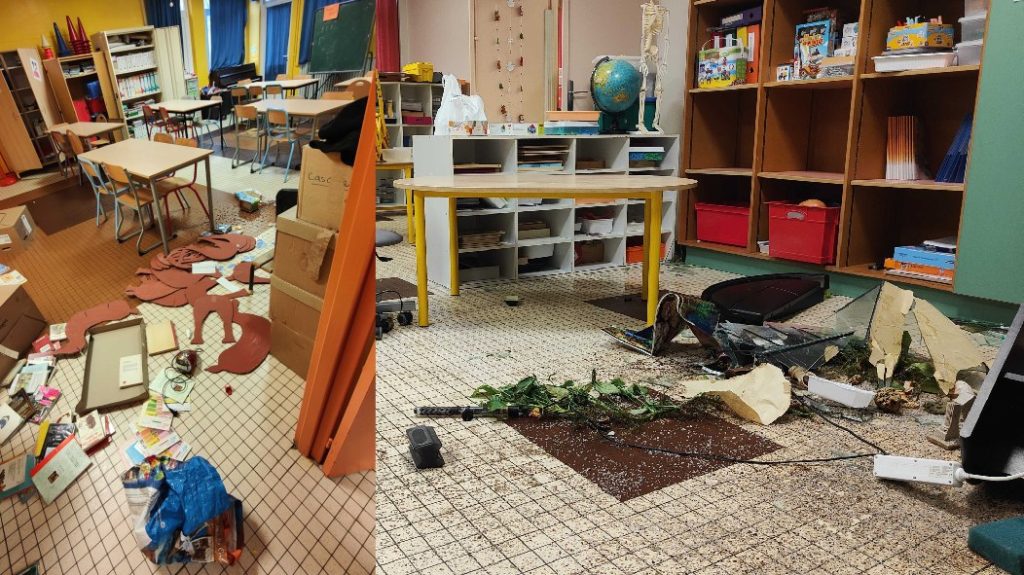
[264,4,291,80]
[209,0,247,70]
[144,0,182,28]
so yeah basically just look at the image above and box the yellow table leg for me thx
[404,167,415,245]
[646,193,663,325]
[641,199,651,300]
[415,193,430,327]
[448,198,460,296]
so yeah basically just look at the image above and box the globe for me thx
[590,58,642,114]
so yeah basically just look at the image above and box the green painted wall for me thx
[954,0,1024,305]
[683,247,1018,325]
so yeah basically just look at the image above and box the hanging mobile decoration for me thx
[494,0,526,122]
[494,10,500,21]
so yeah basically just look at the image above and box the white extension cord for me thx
[873,454,1024,486]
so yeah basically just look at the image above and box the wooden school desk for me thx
[78,139,215,254]
[50,121,126,140]
[153,99,222,143]
[392,173,698,327]
[246,78,319,96]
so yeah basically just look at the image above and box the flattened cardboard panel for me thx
[77,319,150,415]
[586,291,673,322]
[508,413,780,501]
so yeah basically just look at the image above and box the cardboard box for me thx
[0,284,47,376]
[275,207,337,298]
[0,206,35,253]
[269,275,323,339]
[271,321,315,379]
[297,145,353,231]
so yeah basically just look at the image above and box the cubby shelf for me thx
[680,0,983,292]
[413,134,680,289]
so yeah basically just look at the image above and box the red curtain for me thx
[376,0,400,72]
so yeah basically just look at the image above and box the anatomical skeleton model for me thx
[638,0,668,133]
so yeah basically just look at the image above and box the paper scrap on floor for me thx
[118,354,144,389]
[192,261,218,275]
[137,397,173,431]
[679,364,792,425]
[913,298,985,394]
[149,369,195,404]
[48,323,67,342]
[868,282,915,381]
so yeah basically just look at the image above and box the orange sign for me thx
[323,3,340,21]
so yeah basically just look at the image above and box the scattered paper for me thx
[868,283,914,381]
[0,402,24,445]
[137,397,173,431]
[679,364,792,425]
[0,270,27,285]
[216,276,244,293]
[137,428,180,457]
[118,354,144,389]
[192,261,218,275]
[914,299,985,394]
[29,386,61,424]
[49,323,67,342]
[121,440,147,467]
[10,364,48,396]
[166,403,191,413]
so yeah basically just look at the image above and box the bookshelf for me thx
[412,134,679,289]
[680,0,988,293]
[91,26,187,134]
[381,81,443,148]
[0,49,60,173]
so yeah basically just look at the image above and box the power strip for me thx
[873,455,963,486]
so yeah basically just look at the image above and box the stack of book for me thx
[401,101,430,125]
[710,7,762,84]
[518,144,569,172]
[544,111,599,135]
[884,236,956,284]
[885,116,928,180]
[935,115,973,184]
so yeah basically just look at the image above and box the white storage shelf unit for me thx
[382,81,442,148]
[413,134,680,289]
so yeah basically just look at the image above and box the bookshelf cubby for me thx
[680,0,989,292]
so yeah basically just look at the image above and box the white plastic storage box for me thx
[959,13,987,43]
[965,0,989,17]
[580,218,614,235]
[873,51,956,72]
[957,40,984,65]
[521,244,555,259]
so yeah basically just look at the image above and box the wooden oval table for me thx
[392,173,697,327]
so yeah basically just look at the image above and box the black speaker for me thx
[407,425,444,469]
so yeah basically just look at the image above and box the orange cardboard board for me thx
[297,145,353,231]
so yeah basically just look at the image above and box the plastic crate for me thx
[767,202,840,264]
[959,13,987,43]
[695,203,749,247]
[626,243,666,264]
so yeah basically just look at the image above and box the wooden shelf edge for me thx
[689,83,759,94]
[851,179,964,192]
[686,167,753,177]
[758,171,845,184]
[764,77,853,89]
[861,65,980,80]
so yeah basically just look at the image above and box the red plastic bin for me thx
[767,201,840,264]
[695,203,749,247]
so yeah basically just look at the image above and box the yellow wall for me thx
[187,0,209,87]
[287,0,305,78]
[0,0,146,52]
[246,1,262,74]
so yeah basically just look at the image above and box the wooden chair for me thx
[248,85,264,102]
[158,107,188,138]
[49,130,76,179]
[261,109,300,182]
[101,163,161,255]
[153,136,209,234]
[232,105,262,171]
[265,84,284,99]
[192,97,224,148]
[78,156,129,228]
[294,74,312,80]
[322,91,353,101]
[152,132,174,144]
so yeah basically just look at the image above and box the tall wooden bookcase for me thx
[680,0,987,294]
[0,49,61,174]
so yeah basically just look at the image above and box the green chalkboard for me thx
[309,0,376,73]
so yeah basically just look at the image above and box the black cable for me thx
[589,394,887,466]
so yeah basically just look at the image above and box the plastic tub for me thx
[965,0,989,18]
[626,243,666,264]
[873,51,956,72]
[957,40,984,66]
[694,203,749,247]
[580,218,613,235]
[767,202,840,265]
[959,13,987,43]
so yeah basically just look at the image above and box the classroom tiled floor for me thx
[374,213,1018,575]
[0,155,375,575]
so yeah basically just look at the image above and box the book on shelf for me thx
[886,116,929,181]
[884,258,955,283]
[795,20,833,80]
[935,115,973,184]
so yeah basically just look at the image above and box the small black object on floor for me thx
[701,273,829,324]
[407,425,444,469]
